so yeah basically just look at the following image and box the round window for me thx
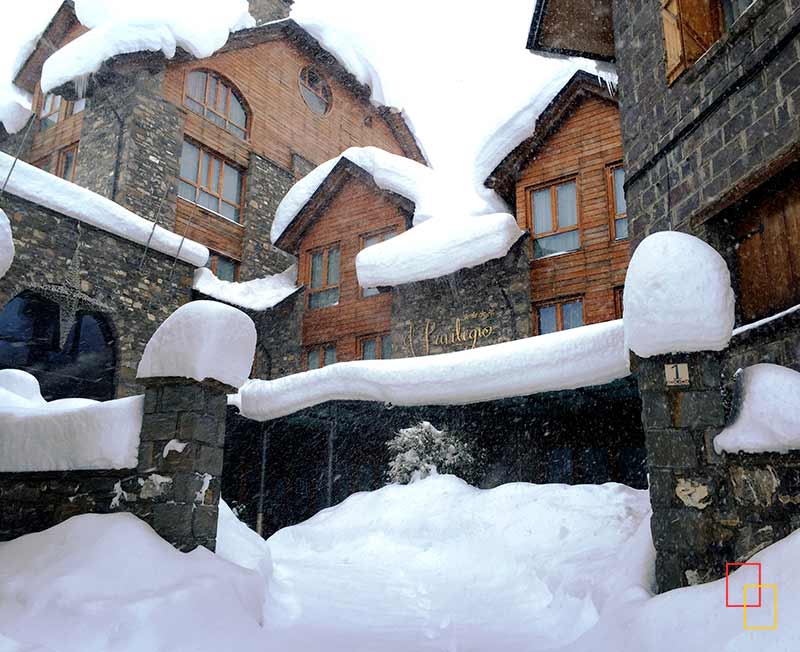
[298,66,332,115]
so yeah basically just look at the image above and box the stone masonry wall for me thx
[240,152,297,280]
[253,289,305,378]
[612,0,800,248]
[0,194,194,397]
[390,237,532,358]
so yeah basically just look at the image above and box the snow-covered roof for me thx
[0,152,209,267]
[234,319,629,420]
[192,265,301,312]
[272,146,524,288]
[485,70,618,206]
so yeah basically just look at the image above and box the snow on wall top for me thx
[623,231,735,357]
[714,364,800,454]
[0,209,13,279]
[235,319,629,421]
[272,146,522,287]
[138,300,257,389]
[0,152,208,267]
[0,369,142,472]
[192,265,300,312]
[41,0,255,94]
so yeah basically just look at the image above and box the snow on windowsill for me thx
[234,319,629,421]
[0,153,208,267]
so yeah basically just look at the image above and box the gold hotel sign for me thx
[404,310,497,356]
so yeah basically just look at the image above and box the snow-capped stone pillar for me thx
[135,301,257,552]
[625,232,736,593]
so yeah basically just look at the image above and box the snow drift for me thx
[714,363,800,454]
[41,0,255,93]
[193,265,300,311]
[0,152,208,266]
[235,320,629,420]
[0,512,266,652]
[0,209,13,278]
[0,370,141,472]
[624,231,735,357]
[138,300,257,389]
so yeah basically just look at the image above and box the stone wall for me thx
[391,237,532,358]
[252,289,305,378]
[0,194,194,397]
[636,312,800,593]
[240,152,297,280]
[612,0,800,248]
[223,377,646,536]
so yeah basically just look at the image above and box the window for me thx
[614,287,624,319]
[36,92,85,131]
[307,343,336,370]
[205,252,239,281]
[308,244,340,309]
[609,165,628,240]
[360,333,392,360]
[721,0,751,26]
[38,93,62,131]
[536,298,584,335]
[178,140,243,222]
[530,179,579,258]
[56,144,78,182]
[661,0,723,84]
[299,66,332,115]
[361,229,396,297]
[184,70,248,139]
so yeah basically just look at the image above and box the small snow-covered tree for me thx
[386,421,477,484]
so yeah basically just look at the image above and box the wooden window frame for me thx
[614,286,625,319]
[306,343,337,370]
[298,66,333,116]
[607,163,628,241]
[56,143,79,182]
[306,243,341,310]
[661,0,724,85]
[527,175,581,259]
[360,227,397,298]
[34,89,84,131]
[182,69,250,140]
[178,139,245,223]
[534,296,585,335]
[358,333,392,360]
[206,252,240,282]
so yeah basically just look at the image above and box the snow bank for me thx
[193,265,300,311]
[0,371,141,471]
[624,231,735,357]
[138,300,257,389]
[216,499,273,577]
[714,364,800,454]
[0,152,208,266]
[41,0,255,93]
[0,92,32,134]
[0,209,13,278]
[273,147,521,287]
[264,475,652,650]
[0,512,267,652]
[236,320,628,420]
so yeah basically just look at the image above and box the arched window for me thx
[298,66,332,115]
[0,294,116,401]
[184,70,249,139]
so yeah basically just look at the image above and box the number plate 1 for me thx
[665,363,690,386]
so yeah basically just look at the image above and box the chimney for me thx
[249,0,293,24]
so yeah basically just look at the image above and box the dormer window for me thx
[299,66,332,115]
[184,70,248,139]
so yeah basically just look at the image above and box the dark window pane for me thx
[557,181,577,228]
[538,305,557,335]
[532,189,551,234]
[216,256,237,281]
[59,149,76,181]
[220,202,239,222]
[215,84,227,114]
[326,247,340,285]
[211,158,221,192]
[533,230,580,258]
[575,448,609,484]
[309,288,339,309]
[222,164,241,204]
[178,181,196,202]
[0,293,59,367]
[323,344,337,366]
[228,125,246,140]
[185,97,204,115]
[230,96,247,128]
[381,335,392,359]
[307,349,320,370]
[186,71,206,100]
[562,300,584,330]
[206,75,218,106]
[362,338,377,360]
[613,167,626,215]
[199,191,219,213]
[200,153,211,188]
[547,448,573,483]
[615,217,629,240]
[180,141,199,181]
[310,252,323,288]
[209,112,226,128]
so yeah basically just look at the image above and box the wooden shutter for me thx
[661,0,722,84]
[662,0,686,83]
